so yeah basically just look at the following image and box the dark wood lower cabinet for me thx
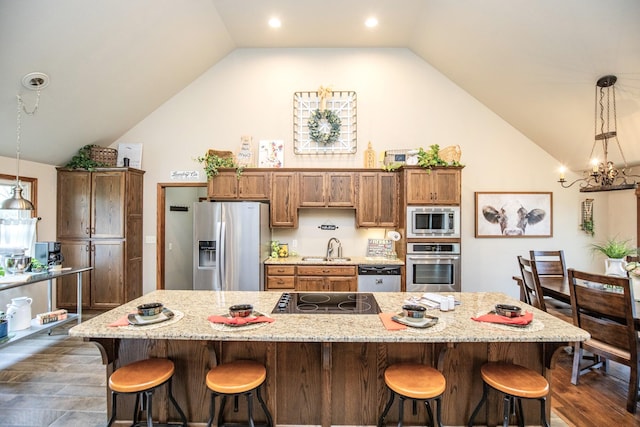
[92,339,553,426]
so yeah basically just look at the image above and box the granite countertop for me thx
[265,256,404,266]
[69,290,589,344]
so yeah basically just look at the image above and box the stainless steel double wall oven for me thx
[405,206,461,292]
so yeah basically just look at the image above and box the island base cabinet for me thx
[95,339,550,426]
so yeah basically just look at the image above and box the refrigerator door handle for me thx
[219,220,227,289]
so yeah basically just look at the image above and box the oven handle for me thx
[407,255,460,261]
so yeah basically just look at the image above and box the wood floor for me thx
[0,324,639,426]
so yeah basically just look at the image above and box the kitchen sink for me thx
[300,256,352,262]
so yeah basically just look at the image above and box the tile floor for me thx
[0,323,107,427]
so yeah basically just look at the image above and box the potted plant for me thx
[197,151,243,179]
[591,238,637,277]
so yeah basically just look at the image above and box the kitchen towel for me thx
[379,312,407,330]
[471,311,533,326]
[208,315,274,325]
[109,313,134,327]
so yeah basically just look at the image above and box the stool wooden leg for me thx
[378,390,395,427]
[468,382,489,426]
[256,385,274,427]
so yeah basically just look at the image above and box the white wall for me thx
[113,47,637,297]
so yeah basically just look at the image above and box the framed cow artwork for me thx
[474,192,553,238]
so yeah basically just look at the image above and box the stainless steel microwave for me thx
[406,206,460,239]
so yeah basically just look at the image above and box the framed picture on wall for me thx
[475,192,553,238]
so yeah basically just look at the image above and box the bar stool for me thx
[107,358,187,427]
[205,359,273,427]
[378,363,446,427]
[467,362,550,427]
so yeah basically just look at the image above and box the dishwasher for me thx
[357,265,402,292]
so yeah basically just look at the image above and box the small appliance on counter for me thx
[34,241,64,267]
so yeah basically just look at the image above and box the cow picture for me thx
[475,192,552,237]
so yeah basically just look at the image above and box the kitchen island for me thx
[69,290,588,426]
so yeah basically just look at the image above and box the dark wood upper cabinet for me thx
[405,168,461,205]
[207,170,270,200]
[356,172,398,227]
[299,171,355,207]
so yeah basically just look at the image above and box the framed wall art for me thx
[475,192,553,238]
[293,89,357,155]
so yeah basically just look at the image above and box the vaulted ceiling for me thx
[1,0,639,172]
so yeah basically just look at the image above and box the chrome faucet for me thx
[326,237,342,259]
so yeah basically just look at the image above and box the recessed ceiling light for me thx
[365,17,378,28]
[269,17,281,28]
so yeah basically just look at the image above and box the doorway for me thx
[156,183,206,290]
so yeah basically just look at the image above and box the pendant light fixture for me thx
[558,75,638,192]
[2,72,48,210]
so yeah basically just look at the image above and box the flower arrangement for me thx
[308,109,341,144]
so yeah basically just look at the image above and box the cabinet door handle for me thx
[85,227,90,235]
[85,244,90,252]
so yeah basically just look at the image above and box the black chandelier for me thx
[558,75,638,192]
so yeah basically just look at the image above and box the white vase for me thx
[604,258,627,277]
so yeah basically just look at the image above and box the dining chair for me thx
[567,268,640,414]
[529,250,566,277]
[517,256,573,323]
[517,256,546,310]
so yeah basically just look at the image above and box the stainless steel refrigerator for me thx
[193,201,270,291]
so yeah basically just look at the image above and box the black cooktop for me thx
[272,292,380,314]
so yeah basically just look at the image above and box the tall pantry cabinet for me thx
[56,168,144,310]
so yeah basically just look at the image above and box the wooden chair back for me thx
[529,250,566,277]
[567,268,639,413]
[517,256,547,311]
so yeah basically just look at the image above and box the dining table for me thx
[516,274,640,330]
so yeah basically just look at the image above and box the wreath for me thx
[308,109,341,144]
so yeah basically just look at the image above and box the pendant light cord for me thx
[15,90,41,187]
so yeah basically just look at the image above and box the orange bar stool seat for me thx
[468,362,550,427]
[378,363,447,427]
[107,358,187,427]
[205,359,273,427]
